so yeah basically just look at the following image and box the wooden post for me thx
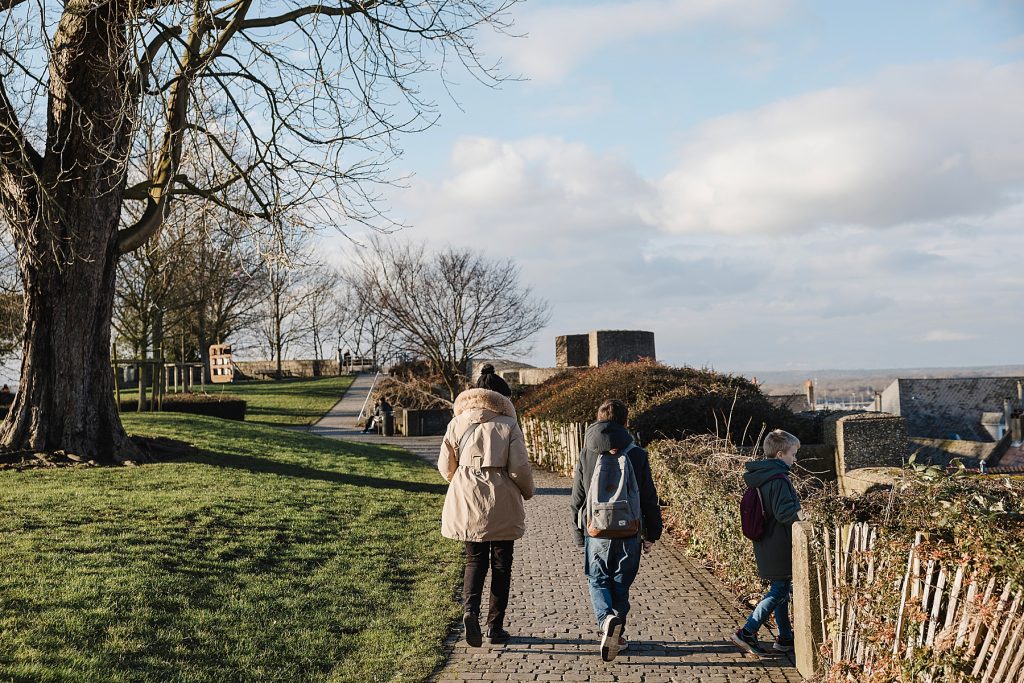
[113,363,121,411]
[137,363,146,412]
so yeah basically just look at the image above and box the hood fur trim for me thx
[454,388,516,418]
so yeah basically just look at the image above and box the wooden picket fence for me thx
[819,522,1023,682]
[520,417,587,475]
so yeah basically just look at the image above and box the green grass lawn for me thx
[0,414,461,683]
[210,376,354,426]
[120,376,354,426]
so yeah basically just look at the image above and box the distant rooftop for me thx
[881,377,1024,441]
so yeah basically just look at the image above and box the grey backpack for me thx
[584,444,642,538]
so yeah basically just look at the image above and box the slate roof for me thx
[880,377,1023,441]
[766,394,810,412]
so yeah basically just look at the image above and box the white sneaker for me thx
[618,635,629,652]
[600,615,623,662]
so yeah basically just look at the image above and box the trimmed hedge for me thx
[119,394,247,421]
[518,360,793,448]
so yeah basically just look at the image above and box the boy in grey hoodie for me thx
[730,429,802,657]
[570,399,662,662]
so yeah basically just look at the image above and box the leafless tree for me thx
[340,263,394,370]
[0,0,518,459]
[299,267,343,374]
[0,238,20,360]
[352,238,550,400]
[260,253,317,379]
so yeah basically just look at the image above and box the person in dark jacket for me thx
[570,399,662,662]
[476,363,512,398]
[361,396,392,433]
[730,429,802,657]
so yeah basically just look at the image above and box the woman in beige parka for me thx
[438,386,535,647]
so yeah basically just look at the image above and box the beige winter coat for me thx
[438,388,536,542]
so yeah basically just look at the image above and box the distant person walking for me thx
[476,363,512,398]
[570,399,662,661]
[438,387,536,646]
[730,429,803,657]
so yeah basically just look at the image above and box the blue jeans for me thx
[584,536,642,631]
[743,578,793,640]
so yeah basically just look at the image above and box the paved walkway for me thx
[312,374,803,683]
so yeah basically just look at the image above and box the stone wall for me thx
[588,330,656,367]
[555,334,589,368]
[834,413,908,471]
[234,359,341,378]
[515,368,574,385]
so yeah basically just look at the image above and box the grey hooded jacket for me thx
[743,459,801,580]
[569,420,662,547]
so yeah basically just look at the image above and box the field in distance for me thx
[743,364,1024,402]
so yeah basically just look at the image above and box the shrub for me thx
[518,360,792,447]
[650,434,1024,682]
[647,435,825,604]
[120,394,247,421]
[370,376,451,412]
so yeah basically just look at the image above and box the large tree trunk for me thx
[1,211,137,461]
[0,1,140,462]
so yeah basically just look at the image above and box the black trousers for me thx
[463,540,515,629]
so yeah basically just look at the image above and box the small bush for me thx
[120,393,247,421]
[371,376,452,412]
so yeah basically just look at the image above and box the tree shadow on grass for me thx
[175,447,449,495]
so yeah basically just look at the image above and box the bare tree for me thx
[260,255,317,379]
[299,267,342,374]
[340,264,394,370]
[353,238,550,400]
[0,238,20,361]
[0,0,517,459]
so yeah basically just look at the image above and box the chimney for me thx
[1018,380,1023,409]
[874,391,882,412]
[1004,399,1013,437]
[805,379,815,410]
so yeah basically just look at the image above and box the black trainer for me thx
[773,635,795,653]
[463,612,482,647]
[487,628,511,645]
[729,628,766,657]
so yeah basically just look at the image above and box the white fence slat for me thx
[972,582,1014,678]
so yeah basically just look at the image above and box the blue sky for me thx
[328,0,1024,372]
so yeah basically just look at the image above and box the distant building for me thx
[880,377,1024,441]
[475,329,657,387]
[555,330,656,368]
[766,394,813,412]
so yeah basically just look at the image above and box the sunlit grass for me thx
[0,413,460,683]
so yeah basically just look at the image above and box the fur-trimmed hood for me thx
[453,388,516,419]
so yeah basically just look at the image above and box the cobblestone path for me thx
[313,374,803,683]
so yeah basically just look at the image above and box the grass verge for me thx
[0,413,460,683]
[119,375,354,426]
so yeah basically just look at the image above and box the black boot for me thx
[463,611,482,647]
[487,627,511,645]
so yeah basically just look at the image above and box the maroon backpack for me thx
[740,473,789,541]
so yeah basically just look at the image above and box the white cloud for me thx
[656,61,1024,234]
[333,60,1024,370]
[923,331,978,343]
[490,0,791,84]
